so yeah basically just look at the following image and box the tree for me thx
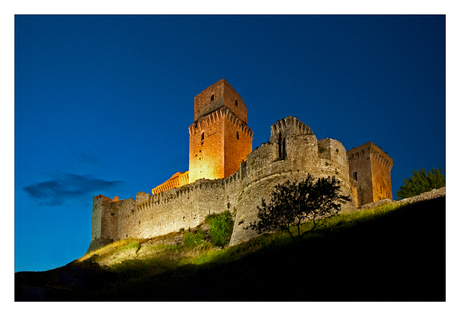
[396,167,445,200]
[245,175,351,243]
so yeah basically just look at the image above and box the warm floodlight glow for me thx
[152,171,189,195]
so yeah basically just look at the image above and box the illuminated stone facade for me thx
[151,172,189,195]
[189,79,253,183]
[347,142,393,207]
[88,80,393,252]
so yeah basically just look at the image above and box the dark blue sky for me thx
[15,15,445,272]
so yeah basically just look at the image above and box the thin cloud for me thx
[23,173,123,206]
[73,150,101,165]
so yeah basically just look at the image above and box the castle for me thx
[88,79,393,252]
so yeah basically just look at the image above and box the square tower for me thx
[189,79,253,183]
[347,142,393,207]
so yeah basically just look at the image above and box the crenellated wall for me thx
[88,116,357,252]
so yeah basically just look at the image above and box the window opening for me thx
[236,131,239,140]
[235,99,238,106]
[211,94,214,101]
[278,133,286,160]
[201,132,205,140]
[353,172,358,181]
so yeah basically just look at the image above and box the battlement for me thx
[369,146,393,170]
[270,116,312,142]
[188,107,253,138]
[347,142,393,170]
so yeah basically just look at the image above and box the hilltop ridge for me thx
[16,188,445,301]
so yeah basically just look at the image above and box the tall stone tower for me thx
[347,142,393,207]
[188,79,253,183]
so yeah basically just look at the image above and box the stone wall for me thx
[394,187,446,205]
[359,186,446,210]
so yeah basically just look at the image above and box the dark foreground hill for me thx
[15,197,445,301]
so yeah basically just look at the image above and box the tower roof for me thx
[193,79,248,123]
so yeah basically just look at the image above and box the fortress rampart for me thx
[88,116,356,251]
[88,79,392,252]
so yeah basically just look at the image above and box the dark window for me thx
[278,133,286,160]
[353,172,358,181]
[235,99,238,106]
[211,94,214,101]
[236,131,239,140]
[201,132,205,140]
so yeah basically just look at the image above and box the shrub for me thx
[183,229,205,248]
[208,210,234,248]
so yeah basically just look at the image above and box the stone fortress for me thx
[88,79,393,252]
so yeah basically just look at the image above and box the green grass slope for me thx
[15,197,445,301]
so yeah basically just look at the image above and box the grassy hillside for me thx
[15,197,445,301]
